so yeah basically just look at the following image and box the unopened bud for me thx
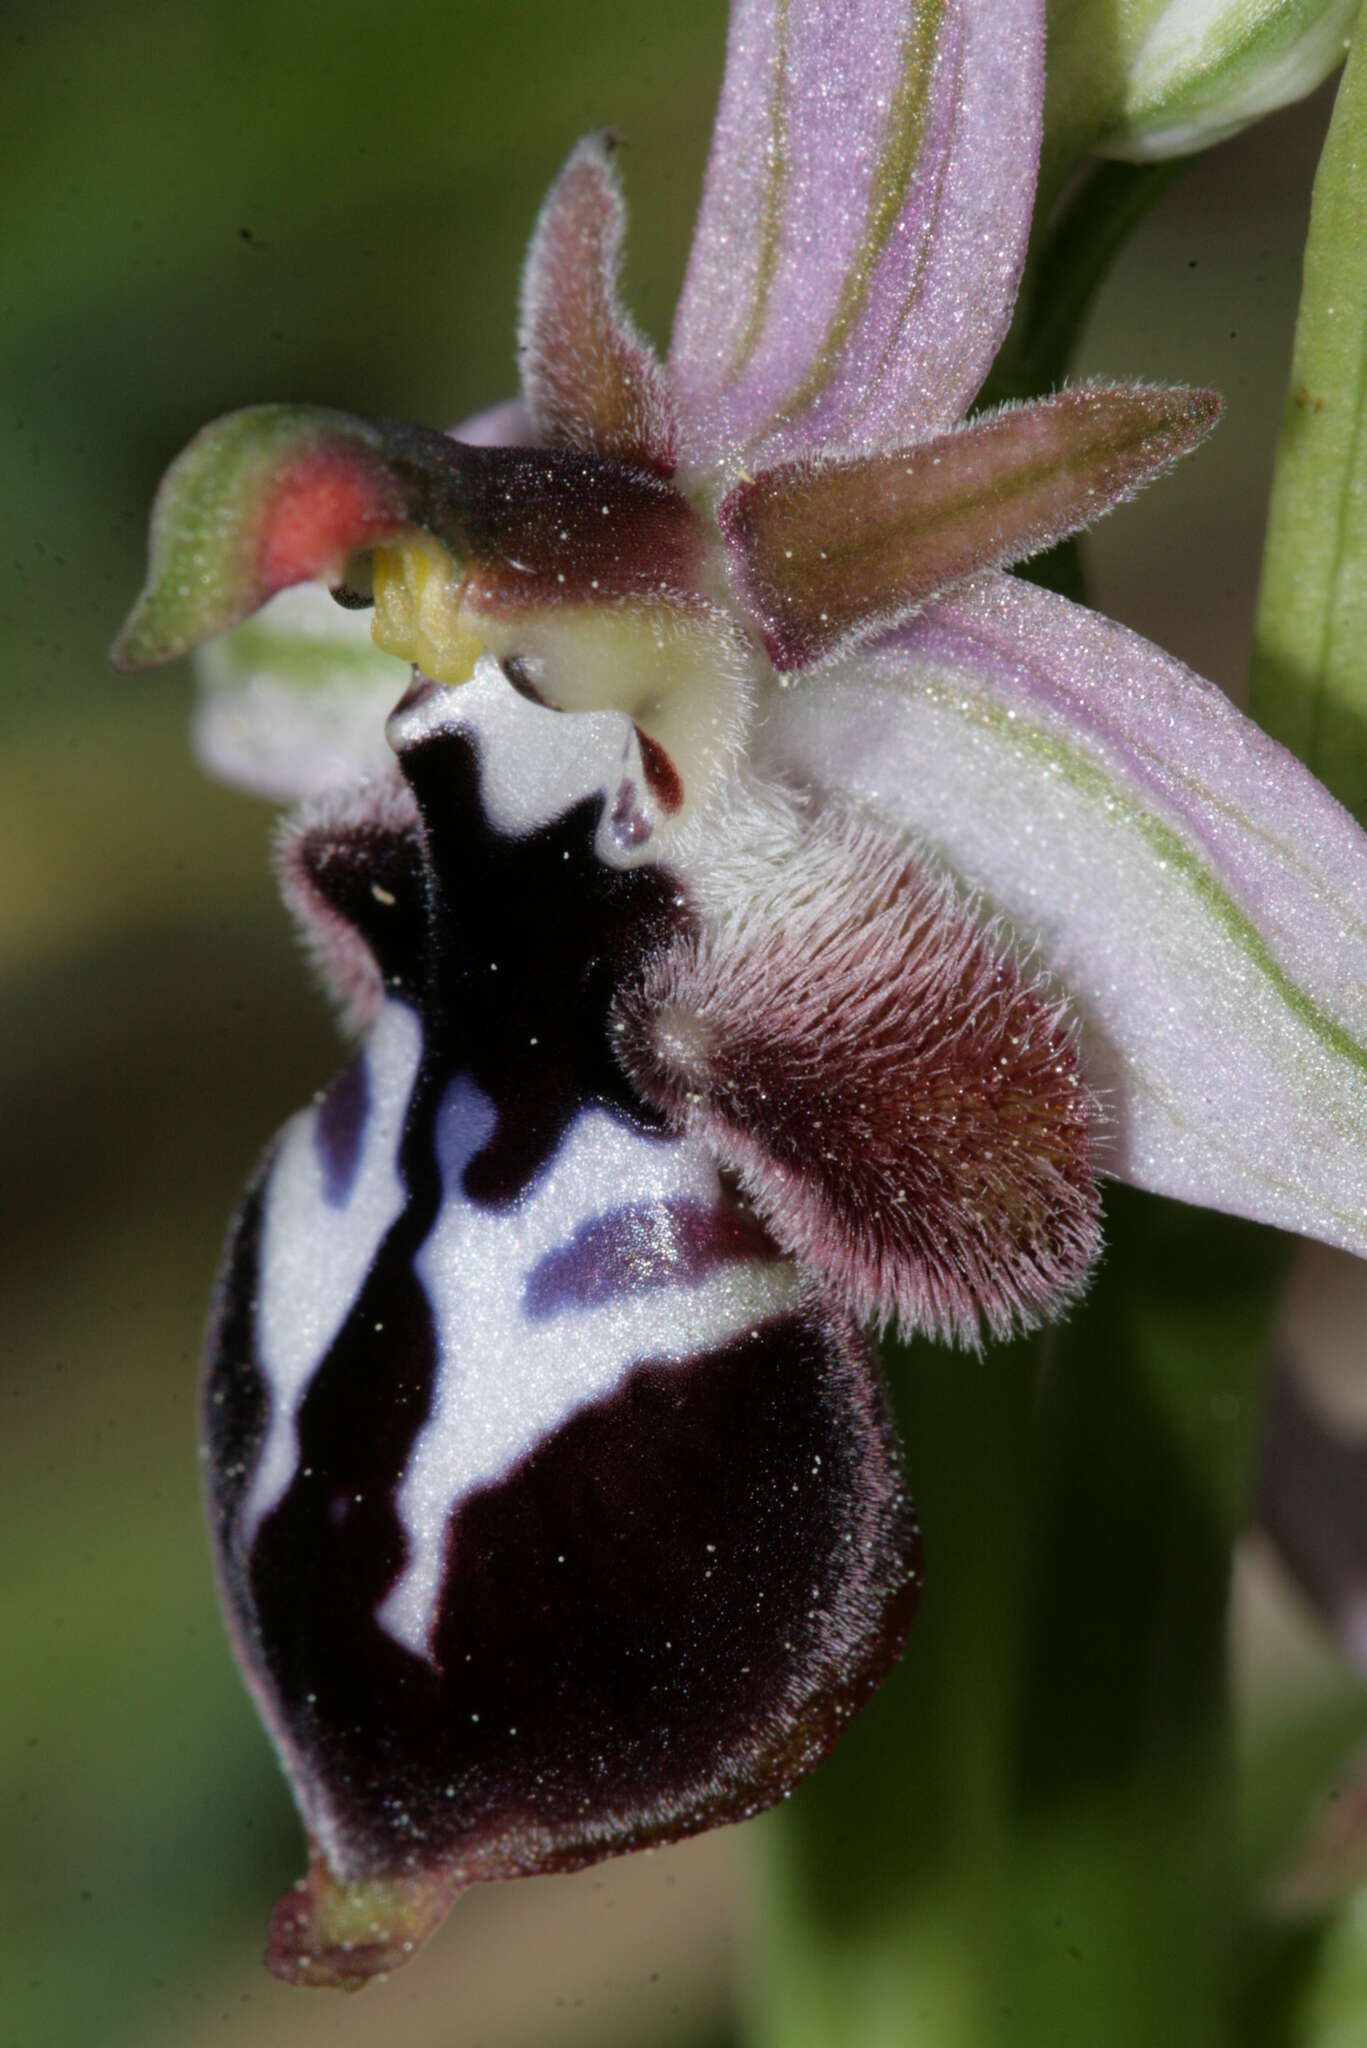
[1093,0,1358,161]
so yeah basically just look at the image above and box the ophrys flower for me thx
[114,0,1367,1989]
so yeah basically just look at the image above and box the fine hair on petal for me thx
[616,775,1103,1350]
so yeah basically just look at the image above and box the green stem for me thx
[1251,31,1367,821]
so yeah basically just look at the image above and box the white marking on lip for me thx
[244,1000,422,1545]
[385,655,657,868]
[377,1093,798,1661]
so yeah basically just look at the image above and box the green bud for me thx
[1094,0,1359,161]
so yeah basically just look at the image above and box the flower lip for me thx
[211,683,922,1990]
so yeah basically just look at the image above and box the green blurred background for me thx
[4,6,1366,2046]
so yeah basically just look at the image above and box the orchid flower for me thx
[113,0,1367,1992]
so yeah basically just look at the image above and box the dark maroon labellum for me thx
[204,705,921,1986]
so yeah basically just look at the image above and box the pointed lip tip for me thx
[265,1855,464,1990]
[1181,385,1224,448]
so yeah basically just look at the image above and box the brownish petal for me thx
[720,383,1221,670]
[519,134,678,475]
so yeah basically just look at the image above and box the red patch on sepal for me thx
[257,451,404,595]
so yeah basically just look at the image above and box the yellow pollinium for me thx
[370,541,485,685]
[369,537,760,822]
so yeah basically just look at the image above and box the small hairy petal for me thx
[616,786,1101,1349]
[276,776,425,1035]
[669,0,1042,470]
[520,134,678,475]
[721,384,1221,670]
[759,571,1367,1254]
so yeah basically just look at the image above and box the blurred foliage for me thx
[4,5,1366,2048]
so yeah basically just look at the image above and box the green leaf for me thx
[1252,28,1367,821]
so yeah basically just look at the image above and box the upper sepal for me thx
[721,384,1221,671]
[669,0,1043,468]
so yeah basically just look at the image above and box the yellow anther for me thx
[371,542,485,685]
